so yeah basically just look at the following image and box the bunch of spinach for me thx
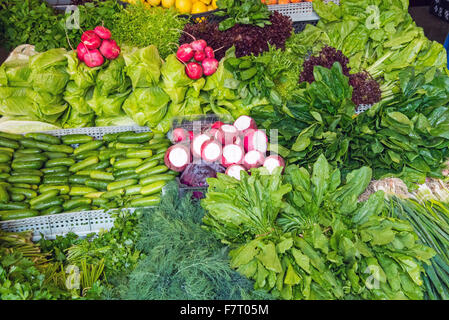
[252,63,449,188]
[215,0,271,31]
[201,155,435,300]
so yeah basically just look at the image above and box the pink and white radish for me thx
[204,128,219,140]
[177,43,195,63]
[263,155,285,174]
[216,124,239,145]
[93,26,112,40]
[185,62,203,80]
[76,42,89,61]
[194,50,206,62]
[243,150,265,170]
[164,144,191,172]
[83,49,104,68]
[81,30,102,50]
[222,144,244,167]
[244,129,268,153]
[204,46,215,59]
[171,128,190,143]
[211,121,224,130]
[202,58,219,76]
[99,39,120,60]
[190,39,207,52]
[225,164,246,181]
[201,139,222,163]
[234,136,243,147]
[191,133,211,159]
[234,115,257,135]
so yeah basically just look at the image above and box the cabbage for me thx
[61,105,95,128]
[0,58,31,87]
[29,48,69,95]
[87,87,131,117]
[0,87,38,118]
[123,45,162,88]
[95,113,137,127]
[96,55,131,95]
[122,86,169,127]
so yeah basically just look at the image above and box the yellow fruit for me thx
[211,0,217,9]
[176,0,192,14]
[148,0,161,5]
[191,1,207,13]
[162,0,175,7]
[207,4,214,11]
[198,0,211,5]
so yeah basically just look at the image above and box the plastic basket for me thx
[267,0,340,22]
[0,125,153,241]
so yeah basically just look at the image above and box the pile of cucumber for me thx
[0,130,176,221]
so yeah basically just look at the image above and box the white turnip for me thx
[263,155,285,174]
[99,39,120,60]
[234,115,257,134]
[225,164,246,181]
[191,133,211,159]
[216,124,239,145]
[243,150,265,169]
[171,128,189,143]
[164,144,191,172]
[222,144,244,167]
[201,139,222,163]
[176,43,194,63]
[202,58,219,76]
[185,62,203,80]
[93,26,112,40]
[244,129,268,153]
[81,30,102,50]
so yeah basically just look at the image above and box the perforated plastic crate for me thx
[268,0,340,22]
[0,125,153,241]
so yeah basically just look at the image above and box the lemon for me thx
[162,0,175,7]
[207,4,214,11]
[198,0,211,5]
[211,0,217,9]
[176,0,192,14]
[191,1,207,14]
[148,0,161,5]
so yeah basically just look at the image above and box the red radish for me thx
[225,164,246,181]
[202,58,219,76]
[76,42,89,61]
[171,128,189,143]
[244,129,268,153]
[234,115,257,134]
[185,62,203,80]
[234,136,243,147]
[216,124,239,145]
[81,30,102,49]
[204,46,214,59]
[222,144,244,167]
[188,131,194,141]
[190,39,207,52]
[194,50,206,62]
[243,150,265,170]
[83,49,104,68]
[211,121,224,129]
[201,139,222,163]
[93,26,112,40]
[263,155,285,174]
[176,43,194,63]
[204,128,219,139]
[191,133,211,159]
[99,39,120,60]
[164,144,191,172]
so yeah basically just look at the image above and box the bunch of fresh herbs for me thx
[214,0,271,31]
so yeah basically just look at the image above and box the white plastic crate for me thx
[0,125,153,241]
[268,0,340,22]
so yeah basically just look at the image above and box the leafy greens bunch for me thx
[104,182,272,300]
[201,155,435,300]
[286,0,448,96]
[251,63,449,188]
[214,0,272,31]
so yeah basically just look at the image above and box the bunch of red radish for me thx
[164,115,285,181]
[176,38,219,80]
[76,26,121,68]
